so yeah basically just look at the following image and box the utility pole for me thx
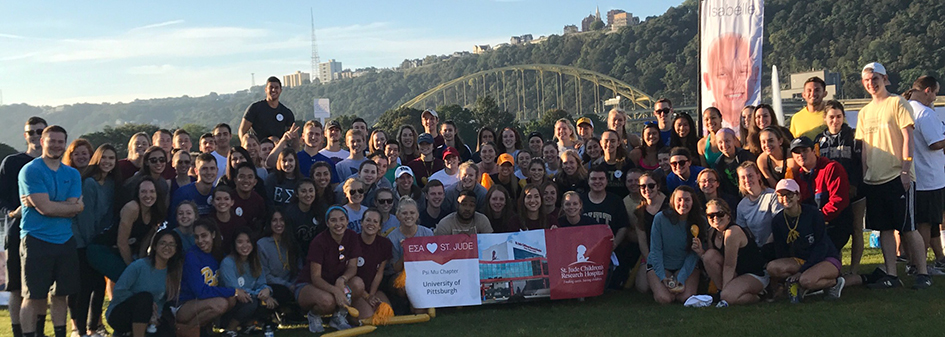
[311,8,320,82]
[251,73,255,88]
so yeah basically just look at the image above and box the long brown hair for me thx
[664,186,707,247]
[228,226,262,278]
[481,185,515,221]
[517,184,547,230]
[149,229,184,303]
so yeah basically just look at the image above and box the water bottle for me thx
[264,325,274,337]
[869,231,880,248]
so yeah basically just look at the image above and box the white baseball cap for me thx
[395,166,414,178]
[862,62,887,76]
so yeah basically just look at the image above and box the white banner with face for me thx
[700,0,764,138]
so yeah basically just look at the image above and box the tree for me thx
[472,96,519,134]
[590,20,605,31]
[526,109,572,140]
[436,104,478,144]
[374,107,422,135]
[81,123,160,158]
[331,114,360,130]
[178,123,209,139]
[0,142,16,159]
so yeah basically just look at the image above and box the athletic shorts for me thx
[294,282,311,301]
[20,235,80,299]
[744,271,770,289]
[915,188,945,225]
[862,179,915,232]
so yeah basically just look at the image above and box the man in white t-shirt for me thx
[429,147,460,186]
[906,75,945,275]
[318,120,349,164]
[211,123,232,181]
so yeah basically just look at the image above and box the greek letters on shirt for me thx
[273,187,295,204]
[584,211,613,225]
[201,266,218,286]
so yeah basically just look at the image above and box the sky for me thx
[0,0,684,106]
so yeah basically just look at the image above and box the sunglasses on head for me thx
[643,121,658,127]
[148,157,167,164]
[639,183,657,190]
[707,212,727,220]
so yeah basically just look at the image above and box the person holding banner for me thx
[295,206,363,333]
[385,197,434,314]
[647,186,705,304]
[558,191,596,227]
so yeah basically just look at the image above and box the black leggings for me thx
[221,297,271,327]
[107,292,154,334]
[68,248,106,333]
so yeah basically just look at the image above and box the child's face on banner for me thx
[704,34,752,127]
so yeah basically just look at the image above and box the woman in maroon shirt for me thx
[353,208,393,321]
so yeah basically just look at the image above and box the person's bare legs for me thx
[701,250,723,290]
[10,293,23,331]
[719,275,764,305]
[672,269,700,303]
[175,298,233,327]
[49,296,67,331]
[131,323,147,337]
[646,270,674,304]
[297,285,336,316]
[902,230,929,275]
[19,297,46,336]
[880,230,899,276]
[634,266,650,293]
[798,262,841,291]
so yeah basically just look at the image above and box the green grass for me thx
[4,235,945,337]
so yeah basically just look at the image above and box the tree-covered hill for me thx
[1,0,942,150]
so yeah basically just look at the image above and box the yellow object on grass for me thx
[320,325,376,337]
[371,302,395,325]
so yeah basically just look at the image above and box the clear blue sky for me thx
[0,0,684,106]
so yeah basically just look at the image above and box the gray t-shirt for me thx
[385,225,435,276]
[434,212,493,236]
[735,188,783,247]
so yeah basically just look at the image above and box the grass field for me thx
[3,236,945,337]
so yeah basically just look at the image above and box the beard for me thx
[458,211,474,221]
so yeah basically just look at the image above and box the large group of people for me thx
[2,62,943,336]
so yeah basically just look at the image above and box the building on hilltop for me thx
[510,34,533,45]
[611,12,641,31]
[581,7,602,32]
[606,9,625,26]
[563,25,578,35]
[282,71,310,88]
[318,59,342,83]
[780,70,842,100]
[473,45,492,54]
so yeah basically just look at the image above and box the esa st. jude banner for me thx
[403,225,613,308]
[700,0,763,137]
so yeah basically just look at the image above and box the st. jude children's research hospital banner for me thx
[403,225,614,308]
[700,0,763,137]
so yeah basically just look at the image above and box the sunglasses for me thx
[707,212,728,220]
[376,198,394,205]
[639,183,657,190]
[176,159,191,165]
[349,188,365,195]
[24,130,42,136]
[654,108,671,115]
[670,160,688,167]
[148,157,167,164]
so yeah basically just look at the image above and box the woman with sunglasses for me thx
[374,188,399,237]
[342,177,368,234]
[170,149,195,197]
[119,146,170,207]
[670,113,700,163]
[646,186,705,304]
[698,107,724,168]
[756,127,792,188]
[633,172,670,293]
[766,179,843,302]
[295,207,364,333]
[693,199,767,305]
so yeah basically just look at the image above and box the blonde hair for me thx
[554,118,578,144]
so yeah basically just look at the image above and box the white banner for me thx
[700,0,764,137]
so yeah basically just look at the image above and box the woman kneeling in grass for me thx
[693,199,767,305]
[647,186,704,304]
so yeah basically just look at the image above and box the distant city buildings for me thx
[780,70,842,100]
[611,12,641,31]
[318,59,342,83]
[606,9,625,26]
[282,71,310,88]
[473,45,492,54]
[510,34,533,45]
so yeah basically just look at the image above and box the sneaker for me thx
[306,311,325,333]
[715,300,729,308]
[906,265,918,276]
[91,327,110,337]
[913,274,933,290]
[867,275,903,289]
[825,276,845,300]
[223,331,238,337]
[929,266,945,276]
[897,255,909,263]
[240,325,258,335]
[787,281,802,304]
[934,259,945,269]
[70,331,82,337]
[328,310,352,331]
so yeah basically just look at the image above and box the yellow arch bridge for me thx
[400,64,656,121]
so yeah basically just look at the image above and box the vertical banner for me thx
[403,234,481,308]
[700,0,764,137]
[546,225,613,300]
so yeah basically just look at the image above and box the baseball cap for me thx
[422,109,438,119]
[394,166,414,178]
[789,136,815,153]
[527,131,543,140]
[497,153,515,166]
[775,179,800,194]
[326,120,342,130]
[862,62,887,76]
[576,117,594,128]
[417,133,434,144]
[442,147,459,160]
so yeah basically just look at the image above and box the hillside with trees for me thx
[1,0,942,150]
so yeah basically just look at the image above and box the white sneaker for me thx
[328,310,352,330]
[825,276,845,300]
[307,311,325,333]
